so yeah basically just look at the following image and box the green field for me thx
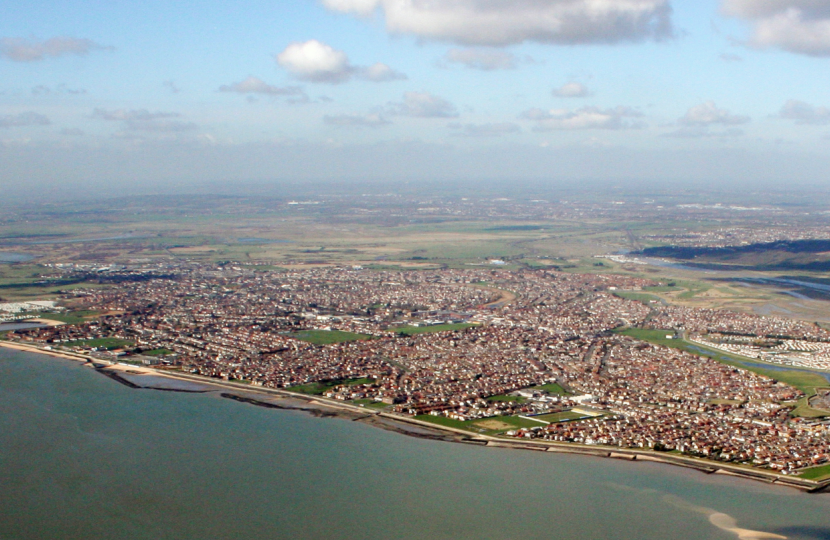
[532,382,571,396]
[291,330,373,345]
[39,311,100,324]
[395,323,477,335]
[64,337,133,350]
[415,413,552,434]
[532,411,588,423]
[351,398,389,409]
[414,414,473,430]
[289,377,374,395]
[486,394,527,403]
[798,462,830,481]
[141,348,175,356]
[486,416,549,429]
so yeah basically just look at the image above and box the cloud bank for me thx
[444,48,517,70]
[678,101,750,126]
[779,99,830,125]
[0,111,51,128]
[0,37,111,62]
[324,113,391,127]
[521,106,644,130]
[91,108,197,133]
[322,0,674,46]
[387,92,458,118]
[219,76,306,97]
[723,0,830,56]
[553,82,591,98]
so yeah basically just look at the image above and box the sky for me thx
[2,0,830,193]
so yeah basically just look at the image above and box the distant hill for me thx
[636,239,830,271]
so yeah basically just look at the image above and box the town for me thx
[3,262,830,475]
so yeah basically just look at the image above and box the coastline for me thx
[2,339,829,493]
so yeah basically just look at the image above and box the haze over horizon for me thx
[2,0,830,192]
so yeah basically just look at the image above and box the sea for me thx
[2,347,829,540]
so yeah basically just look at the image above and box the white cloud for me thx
[678,101,750,126]
[448,122,521,136]
[552,82,591,98]
[322,0,379,15]
[387,92,459,118]
[92,109,179,122]
[276,40,405,84]
[521,106,643,130]
[779,99,830,125]
[444,48,517,70]
[321,0,673,46]
[277,40,352,84]
[723,0,830,56]
[360,62,407,82]
[0,111,51,128]
[219,76,306,97]
[324,113,391,127]
[0,37,112,62]
[91,108,197,132]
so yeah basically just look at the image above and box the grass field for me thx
[289,377,374,395]
[415,413,559,434]
[486,394,527,403]
[290,330,373,345]
[532,382,571,396]
[532,411,586,423]
[798,462,830,481]
[39,310,100,324]
[414,414,473,431]
[351,399,389,409]
[395,323,477,335]
[141,348,174,356]
[64,337,133,350]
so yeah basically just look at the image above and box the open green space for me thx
[414,414,474,431]
[615,328,683,348]
[64,337,133,350]
[531,382,572,396]
[798,462,830,481]
[415,413,557,434]
[351,399,389,410]
[485,416,550,429]
[39,310,100,324]
[395,323,477,336]
[486,394,526,403]
[532,411,587,423]
[289,377,374,396]
[141,348,175,356]
[290,330,373,345]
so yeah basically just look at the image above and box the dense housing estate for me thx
[6,263,830,474]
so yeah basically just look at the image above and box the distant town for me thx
[3,261,830,478]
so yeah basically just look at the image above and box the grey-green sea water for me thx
[2,348,830,540]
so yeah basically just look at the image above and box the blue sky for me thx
[2,0,830,190]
